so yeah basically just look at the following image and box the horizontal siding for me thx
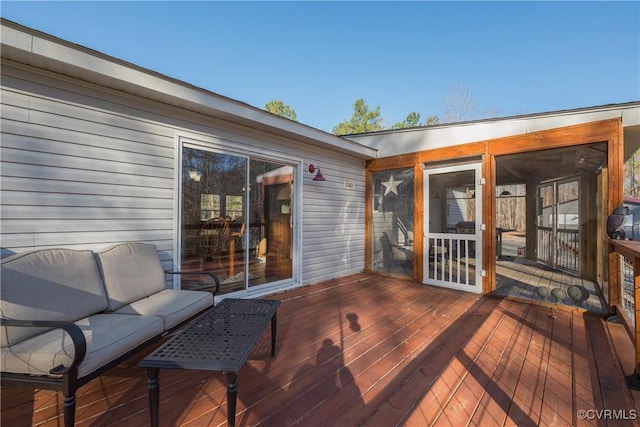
[0,230,173,251]
[1,62,367,289]
[1,127,174,168]
[1,205,172,220]
[2,219,173,233]
[1,66,178,256]
[1,145,172,178]
[1,163,174,190]
[0,177,173,203]
[2,73,177,147]
[301,156,366,283]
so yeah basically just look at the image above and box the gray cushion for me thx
[96,243,168,312]
[0,249,108,347]
[0,313,164,378]
[112,289,213,330]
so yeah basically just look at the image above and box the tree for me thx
[624,149,640,197]
[424,115,440,126]
[442,84,476,123]
[390,111,421,129]
[390,112,440,129]
[264,100,297,121]
[440,85,503,124]
[332,98,384,135]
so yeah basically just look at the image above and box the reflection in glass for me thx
[249,160,293,286]
[371,168,414,277]
[425,169,477,287]
[181,147,293,294]
[537,179,580,272]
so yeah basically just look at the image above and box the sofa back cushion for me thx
[1,248,108,347]
[96,243,168,312]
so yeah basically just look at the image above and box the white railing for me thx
[537,227,580,273]
[426,234,477,287]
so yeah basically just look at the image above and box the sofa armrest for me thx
[165,271,220,296]
[0,318,87,375]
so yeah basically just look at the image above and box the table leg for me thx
[226,372,238,427]
[271,312,278,357]
[147,368,160,427]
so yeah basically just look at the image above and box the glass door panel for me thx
[536,183,555,265]
[181,146,294,295]
[536,179,580,273]
[249,160,293,287]
[181,147,246,294]
[423,163,482,293]
[556,180,579,271]
[370,168,415,277]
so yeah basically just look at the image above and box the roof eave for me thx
[0,19,378,160]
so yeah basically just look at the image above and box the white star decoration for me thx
[382,174,403,196]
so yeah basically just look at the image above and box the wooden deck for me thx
[495,257,607,313]
[2,273,639,426]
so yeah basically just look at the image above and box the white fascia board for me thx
[1,24,32,52]
[349,103,640,158]
[622,106,640,127]
[1,20,377,160]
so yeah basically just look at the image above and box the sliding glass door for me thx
[250,160,294,286]
[181,146,294,295]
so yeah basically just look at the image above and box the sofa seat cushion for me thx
[111,290,213,330]
[1,313,163,379]
[96,243,169,312]
[1,248,108,346]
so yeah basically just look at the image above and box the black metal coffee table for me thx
[138,298,280,427]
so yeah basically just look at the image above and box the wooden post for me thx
[414,163,423,282]
[635,257,640,374]
[609,244,620,307]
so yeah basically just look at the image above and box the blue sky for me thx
[2,1,639,132]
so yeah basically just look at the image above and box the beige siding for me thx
[0,63,366,285]
[1,66,176,262]
[301,155,366,283]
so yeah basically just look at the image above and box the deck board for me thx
[495,255,606,313]
[2,273,638,426]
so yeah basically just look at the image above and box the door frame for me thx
[536,176,581,273]
[423,162,483,293]
[175,137,300,295]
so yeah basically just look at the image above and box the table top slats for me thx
[138,298,279,372]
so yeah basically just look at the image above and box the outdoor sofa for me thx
[0,242,219,427]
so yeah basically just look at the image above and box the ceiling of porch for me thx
[496,142,608,185]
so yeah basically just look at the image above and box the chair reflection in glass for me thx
[227,221,245,278]
[203,217,230,272]
[380,230,413,272]
[203,217,246,279]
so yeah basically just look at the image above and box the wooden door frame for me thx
[422,162,484,293]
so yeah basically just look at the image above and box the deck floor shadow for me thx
[2,273,637,426]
